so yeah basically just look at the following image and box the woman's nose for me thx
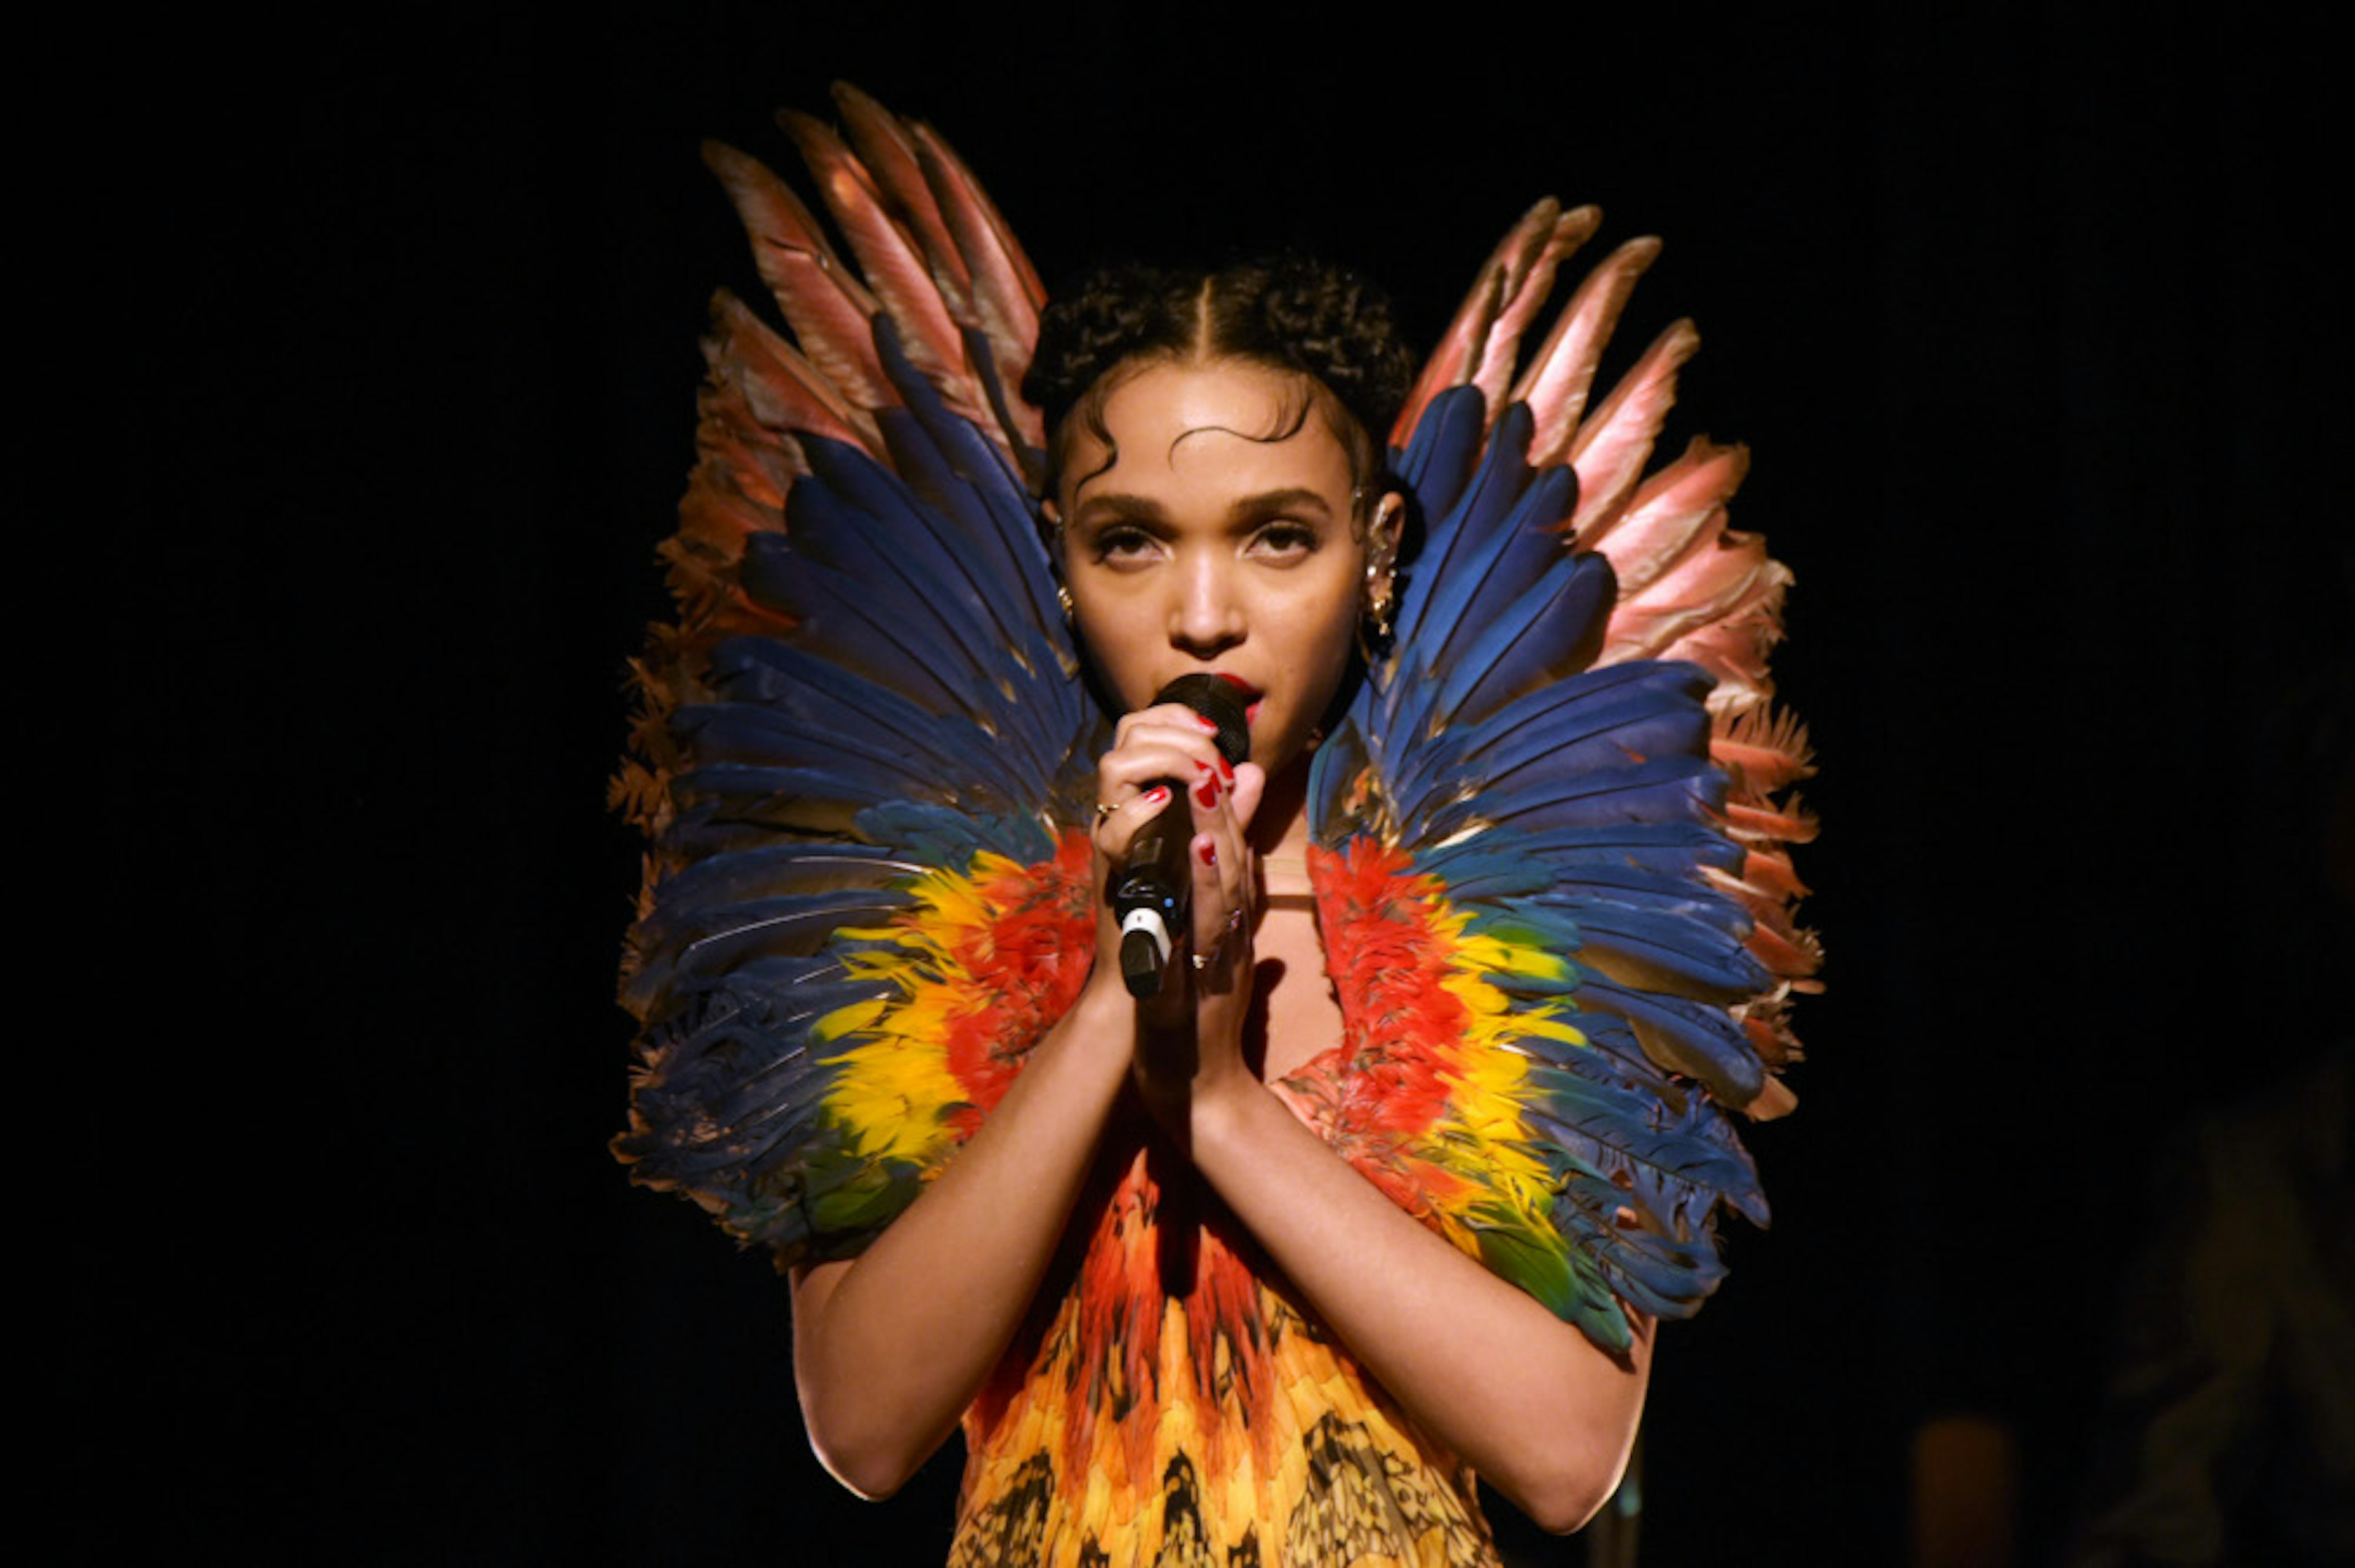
[1168,556,1244,656]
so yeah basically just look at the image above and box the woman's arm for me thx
[791,974,1133,1498]
[1182,1076,1650,1533]
[790,703,1255,1499]
[1136,765,1652,1534]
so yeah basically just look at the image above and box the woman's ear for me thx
[1365,491,1404,603]
[1038,499,1077,627]
[1038,497,1068,570]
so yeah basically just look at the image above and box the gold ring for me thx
[1188,909,1248,971]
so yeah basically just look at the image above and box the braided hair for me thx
[1023,258,1417,512]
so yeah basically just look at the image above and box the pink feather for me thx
[828,83,973,303]
[1582,437,1750,583]
[1567,318,1699,538]
[1392,201,1564,444]
[777,109,972,410]
[1514,232,1656,467]
[700,140,890,412]
[908,121,1046,449]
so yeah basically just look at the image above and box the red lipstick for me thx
[1211,671,1263,725]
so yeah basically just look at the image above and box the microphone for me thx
[1111,674,1251,999]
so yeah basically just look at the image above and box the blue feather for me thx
[1389,384,1488,527]
[1572,977,1768,1105]
[871,317,1066,638]
[1426,550,1614,723]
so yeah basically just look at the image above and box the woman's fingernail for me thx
[1193,713,1220,732]
[1196,840,1217,867]
[1141,785,1171,809]
[1193,773,1219,809]
[1216,755,1234,783]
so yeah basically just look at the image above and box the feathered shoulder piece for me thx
[1293,203,1818,1349]
[611,85,1105,1261]
[613,92,1820,1340]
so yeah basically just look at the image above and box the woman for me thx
[618,89,1811,1568]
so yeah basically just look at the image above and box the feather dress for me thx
[613,85,1818,1566]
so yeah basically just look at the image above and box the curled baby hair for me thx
[1024,257,1418,509]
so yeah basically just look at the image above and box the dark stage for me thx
[159,6,2346,1562]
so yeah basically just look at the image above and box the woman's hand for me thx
[797,705,1285,1499]
[1086,699,1266,1120]
[1095,722,1650,1531]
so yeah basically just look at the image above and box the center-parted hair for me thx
[1023,259,1418,506]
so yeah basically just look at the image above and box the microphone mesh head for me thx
[1152,675,1250,766]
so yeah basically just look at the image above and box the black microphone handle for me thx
[1111,676,1250,1000]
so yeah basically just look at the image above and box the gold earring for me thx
[1358,571,1394,664]
[1055,582,1074,625]
[1363,527,1397,628]
[1358,496,1399,661]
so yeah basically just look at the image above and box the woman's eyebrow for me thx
[1067,491,1170,526]
[1225,488,1334,524]
[1067,487,1335,527]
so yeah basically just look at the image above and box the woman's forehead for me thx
[1069,361,1352,500]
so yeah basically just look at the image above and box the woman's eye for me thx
[1092,526,1158,564]
[1249,523,1318,560]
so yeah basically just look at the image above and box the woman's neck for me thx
[1253,757,1315,902]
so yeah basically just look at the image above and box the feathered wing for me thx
[1298,201,1819,1353]
[611,85,1103,1266]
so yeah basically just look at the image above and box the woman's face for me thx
[1055,359,1392,777]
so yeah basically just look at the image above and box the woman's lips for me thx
[1210,673,1263,725]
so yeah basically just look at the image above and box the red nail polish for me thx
[1141,785,1171,808]
[1196,840,1216,867]
[1193,713,1220,732]
[1216,756,1234,783]
[1193,775,1219,809]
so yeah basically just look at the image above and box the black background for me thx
[158,4,2346,1562]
